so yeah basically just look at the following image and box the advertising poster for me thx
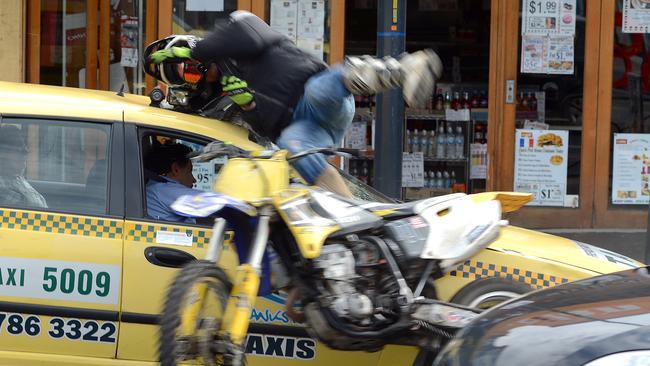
[522,0,576,36]
[521,36,545,73]
[345,122,367,149]
[611,133,650,204]
[623,0,650,33]
[297,0,325,60]
[520,35,574,74]
[270,0,298,41]
[514,129,569,206]
[120,16,139,68]
[402,152,425,188]
[546,36,574,74]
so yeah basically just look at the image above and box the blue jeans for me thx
[276,66,355,184]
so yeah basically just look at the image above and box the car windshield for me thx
[337,168,396,204]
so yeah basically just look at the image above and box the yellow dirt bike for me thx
[158,142,529,366]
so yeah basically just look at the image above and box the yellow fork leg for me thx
[220,264,260,346]
[180,282,210,335]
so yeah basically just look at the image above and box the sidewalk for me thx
[543,229,648,263]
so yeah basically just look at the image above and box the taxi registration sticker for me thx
[156,230,193,246]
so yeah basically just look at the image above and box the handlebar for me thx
[190,142,360,163]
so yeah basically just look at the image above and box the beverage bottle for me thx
[435,89,444,110]
[516,92,523,111]
[462,91,471,109]
[443,171,451,188]
[406,129,412,153]
[474,123,483,144]
[413,129,421,153]
[350,160,358,177]
[455,126,465,158]
[521,92,530,111]
[360,161,369,183]
[444,92,452,110]
[529,92,537,112]
[435,171,443,189]
[452,92,461,110]
[427,171,434,188]
[471,90,480,108]
[436,124,446,158]
[428,129,437,158]
[422,129,430,156]
[479,90,488,108]
[451,170,457,186]
[446,125,455,158]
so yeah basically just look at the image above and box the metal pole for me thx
[62,0,67,86]
[373,0,406,199]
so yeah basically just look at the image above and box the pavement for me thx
[542,229,648,263]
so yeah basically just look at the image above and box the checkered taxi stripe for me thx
[0,209,123,238]
[125,223,234,248]
[449,260,570,289]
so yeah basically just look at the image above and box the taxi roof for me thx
[0,81,258,150]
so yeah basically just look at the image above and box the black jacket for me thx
[191,12,328,140]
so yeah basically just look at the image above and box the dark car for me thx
[434,267,650,366]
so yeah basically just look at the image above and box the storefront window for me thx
[609,0,650,206]
[40,0,87,87]
[39,0,150,95]
[516,1,586,206]
[172,0,238,36]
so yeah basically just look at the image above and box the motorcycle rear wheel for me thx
[159,260,240,366]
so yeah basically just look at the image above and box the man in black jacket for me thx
[149,11,441,197]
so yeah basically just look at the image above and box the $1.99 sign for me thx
[0,258,120,304]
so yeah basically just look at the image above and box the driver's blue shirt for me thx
[146,176,202,223]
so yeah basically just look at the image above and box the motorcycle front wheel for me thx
[159,260,239,366]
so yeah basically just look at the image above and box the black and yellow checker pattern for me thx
[449,260,570,289]
[125,222,234,248]
[0,209,123,239]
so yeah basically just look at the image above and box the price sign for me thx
[522,0,575,36]
[192,157,228,192]
[401,152,424,188]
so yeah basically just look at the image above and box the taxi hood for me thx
[487,226,642,274]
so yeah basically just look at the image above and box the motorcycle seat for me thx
[350,193,467,219]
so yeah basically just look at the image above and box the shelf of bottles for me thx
[403,89,489,201]
[343,89,489,200]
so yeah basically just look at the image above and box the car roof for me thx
[0,81,259,150]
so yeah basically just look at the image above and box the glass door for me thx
[492,0,600,228]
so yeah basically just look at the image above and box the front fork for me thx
[220,205,273,346]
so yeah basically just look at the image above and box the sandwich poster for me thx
[612,134,650,204]
[514,129,569,206]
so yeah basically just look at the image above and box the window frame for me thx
[0,115,124,218]
[125,123,215,224]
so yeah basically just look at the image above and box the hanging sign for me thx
[623,0,650,33]
[514,129,569,206]
[612,133,650,204]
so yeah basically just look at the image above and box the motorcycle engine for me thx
[313,240,392,325]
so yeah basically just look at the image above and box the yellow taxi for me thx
[0,82,641,365]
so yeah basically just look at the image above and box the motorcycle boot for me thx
[342,49,443,108]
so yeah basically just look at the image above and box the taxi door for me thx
[0,118,124,363]
[117,123,386,366]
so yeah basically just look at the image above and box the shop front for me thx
[20,0,650,230]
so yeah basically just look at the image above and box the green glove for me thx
[148,46,192,64]
[221,75,254,106]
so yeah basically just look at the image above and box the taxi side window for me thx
[0,120,111,215]
[141,133,225,224]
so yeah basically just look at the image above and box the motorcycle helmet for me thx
[143,35,206,89]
